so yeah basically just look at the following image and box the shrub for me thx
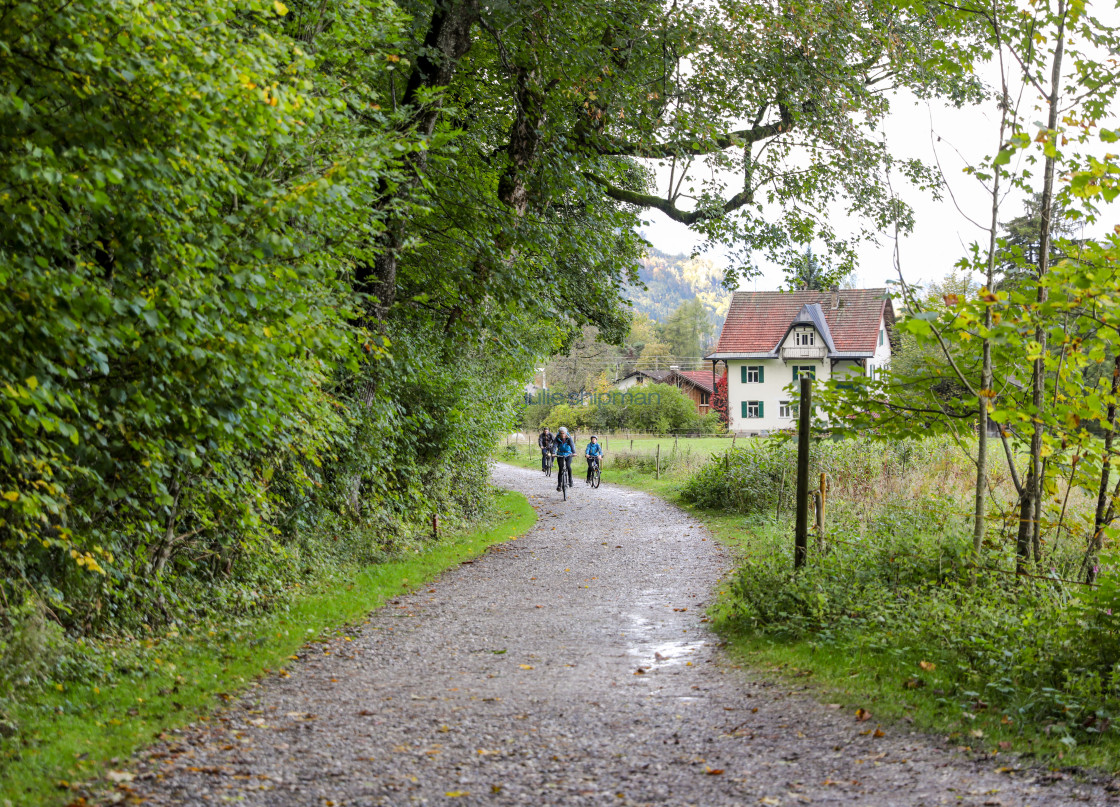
[680,442,792,514]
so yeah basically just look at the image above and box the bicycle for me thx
[542,450,553,477]
[587,455,602,489]
[552,452,572,500]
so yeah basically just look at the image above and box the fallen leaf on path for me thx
[855,708,872,722]
[760,798,781,805]
[873,727,885,738]
[519,665,534,670]
[704,767,724,775]
[106,771,135,784]
[445,791,469,798]
[634,667,646,675]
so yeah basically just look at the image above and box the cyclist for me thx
[552,426,576,492]
[584,435,604,484]
[537,427,554,472]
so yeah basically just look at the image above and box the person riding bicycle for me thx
[584,435,604,484]
[551,426,576,492]
[537,427,554,472]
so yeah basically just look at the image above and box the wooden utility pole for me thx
[795,376,812,569]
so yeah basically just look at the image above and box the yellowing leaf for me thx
[519,664,533,670]
[25,375,38,391]
[919,660,936,672]
[445,791,469,798]
[2,491,19,502]
[273,1,289,15]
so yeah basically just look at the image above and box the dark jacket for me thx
[538,432,554,449]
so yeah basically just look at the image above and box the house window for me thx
[741,400,763,418]
[791,365,816,382]
[741,365,764,383]
[796,331,815,346]
[779,400,793,418]
[879,328,885,347]
[700,391,710,406]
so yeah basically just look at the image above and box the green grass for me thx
[0,490,537,807]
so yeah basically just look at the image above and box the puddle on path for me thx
[625,612,705,668]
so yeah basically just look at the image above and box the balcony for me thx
[781,345,827,361]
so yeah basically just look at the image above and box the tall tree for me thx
[784,247,851,291]
[661,299,711,364]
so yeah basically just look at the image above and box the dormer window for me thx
[796,330,815,346]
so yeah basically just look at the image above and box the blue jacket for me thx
[553,435,575,457]
[585,442,603,457]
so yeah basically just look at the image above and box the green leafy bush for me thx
[708,435,1120,744]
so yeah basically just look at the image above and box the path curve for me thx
[127,464,1113,805]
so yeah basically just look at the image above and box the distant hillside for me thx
[626,247,732,326]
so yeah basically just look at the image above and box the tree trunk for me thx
[1016,0,1066,574]
[1087,355,1120,582]
[975,67,1010,555]
[362,0,480,322]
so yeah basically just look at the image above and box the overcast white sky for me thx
[640,93,1020,292]
[638,3,1120,294]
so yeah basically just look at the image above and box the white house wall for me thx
[727,358,867,434]
[868,315,892,377]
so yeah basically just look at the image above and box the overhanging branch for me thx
[580,103,794,159]
[583,173,753,224]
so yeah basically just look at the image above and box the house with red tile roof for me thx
[705,289,894,433]
[666,368,715,415]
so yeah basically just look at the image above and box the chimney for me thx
[830,286,839,310]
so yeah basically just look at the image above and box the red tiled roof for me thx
[673,370,715,394]
[712,289,892,355]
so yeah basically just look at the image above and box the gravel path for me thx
[124,463,1115,806]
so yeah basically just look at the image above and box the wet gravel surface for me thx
[123,463,1116,806]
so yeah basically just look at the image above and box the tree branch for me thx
[579,104,794,159]
[583,173,754,224]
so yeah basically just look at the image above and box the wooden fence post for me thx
[656,443,661,480]
[817,473,827,546]
[795,376,812,569]
[776,466,786,525]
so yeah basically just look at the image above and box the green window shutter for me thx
[741,400,747,418]
[758,365,764,383]
[741,365,747,383]
[810,367,816,379]
[758,401,764,418]
[792,365,798,383]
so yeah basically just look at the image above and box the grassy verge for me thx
[0,490,537,807]
[532,453,1120,776]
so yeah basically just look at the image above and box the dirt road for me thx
[126,463,1112,805]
